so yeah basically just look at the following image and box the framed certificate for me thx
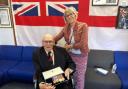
[0,8,12,27]
[42,67,68,85]
[0,0,10,7]
[92,0,119,6]
[116,6,128,29]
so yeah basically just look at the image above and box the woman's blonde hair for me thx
[63,6,78,23]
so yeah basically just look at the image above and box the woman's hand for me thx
[39,82,55,89]
[64,44,73,50]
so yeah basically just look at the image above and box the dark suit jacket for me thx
[33,46,76,89]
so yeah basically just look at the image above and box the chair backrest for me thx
[0,45,23,61]
[87,50,114,69]
[22,46,39,61]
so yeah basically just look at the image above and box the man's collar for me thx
[44,49,54,55]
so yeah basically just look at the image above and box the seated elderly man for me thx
[33,33,76,89]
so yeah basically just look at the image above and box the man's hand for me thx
[64,68,73,80]
[39,82,55,89]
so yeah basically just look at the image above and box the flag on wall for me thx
[13,2,40,16]
[12,0,117,27]
[12,0,79,26]
[10,0,128,51]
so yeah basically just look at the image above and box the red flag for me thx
[12,0,116,27]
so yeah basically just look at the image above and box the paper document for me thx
[95,68,108,75]
[42,67,64,80]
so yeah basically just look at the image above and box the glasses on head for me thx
[43,40,54,44]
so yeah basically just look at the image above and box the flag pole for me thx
[10,0,17,46]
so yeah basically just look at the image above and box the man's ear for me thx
[53,41,55,45]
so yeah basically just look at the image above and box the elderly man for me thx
[33,34,76,89]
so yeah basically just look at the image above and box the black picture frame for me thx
[92,0,119,6]
[116,6,128,29]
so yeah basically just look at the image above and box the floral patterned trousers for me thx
[70,53,88,89]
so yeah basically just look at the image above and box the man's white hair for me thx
[42,33,54,41]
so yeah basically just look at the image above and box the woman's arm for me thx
[54,28,64,43]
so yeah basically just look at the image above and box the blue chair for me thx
[8,46,38,83]
[0,45,23,84]
[114,51,128,89]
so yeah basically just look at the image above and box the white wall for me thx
[0,28,15,45]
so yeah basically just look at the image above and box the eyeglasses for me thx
[65,13,75,18]
[43,41,54,44]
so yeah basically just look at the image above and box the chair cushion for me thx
[0,60,19,72]
[8,61,35,83]
[0,72,4,86]
[117,70,128,89]
[85,68,121,89]
[0,60,20,84]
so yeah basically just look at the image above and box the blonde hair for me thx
[64,6,78,22]
[64,6,78,16]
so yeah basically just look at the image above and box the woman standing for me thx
[54,6,89,89]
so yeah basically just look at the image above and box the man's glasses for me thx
[43,41,54,44]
